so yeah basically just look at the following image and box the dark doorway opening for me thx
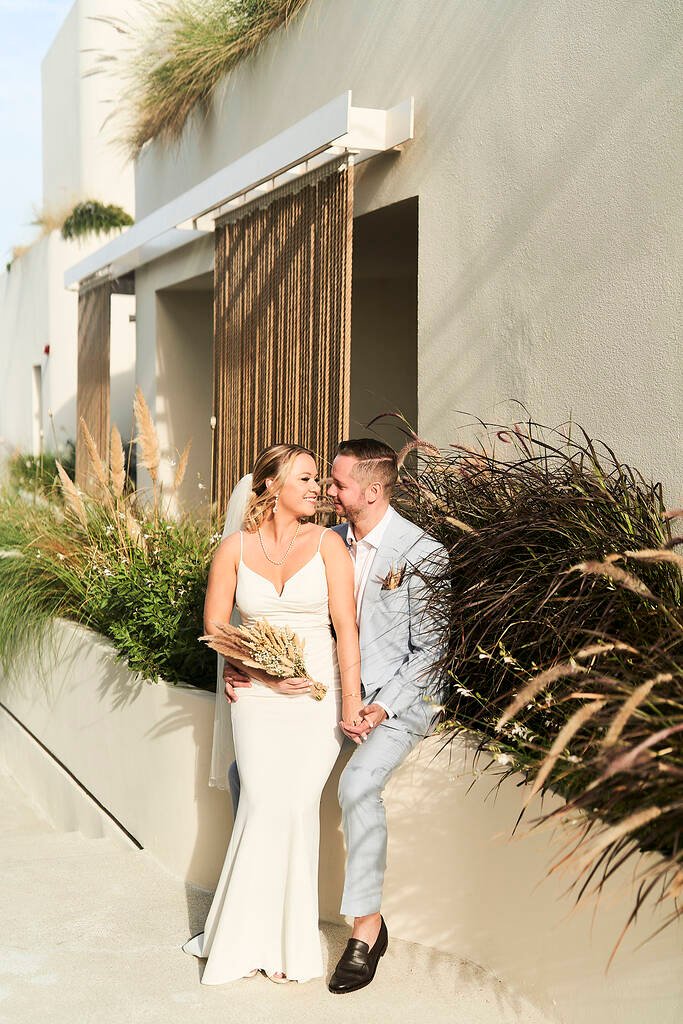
[350,197,418,452]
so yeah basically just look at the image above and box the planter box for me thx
[1,618,681,1023]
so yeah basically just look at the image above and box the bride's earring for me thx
[273,493,279,515]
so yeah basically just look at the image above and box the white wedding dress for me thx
[183,529,343,983]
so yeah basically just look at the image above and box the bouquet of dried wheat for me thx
[200,619,327,700]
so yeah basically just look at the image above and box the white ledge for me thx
[64,91,414,288]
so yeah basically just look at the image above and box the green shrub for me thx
[61,201,134,240]
[0,488,219,691]
[0,393,217,689]
[3,443,75,495]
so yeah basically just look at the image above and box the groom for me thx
[223,438,447,994]
[324,438,447,993]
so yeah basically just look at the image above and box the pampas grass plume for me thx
[110,425,126,497]
[133,386,160,482]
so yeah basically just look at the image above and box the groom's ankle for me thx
[351,912,382,945]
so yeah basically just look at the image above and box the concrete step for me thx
[0,769,554,1024]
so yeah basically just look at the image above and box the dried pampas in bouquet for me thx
[200,619,327,700]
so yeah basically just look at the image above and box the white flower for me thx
[455,685,473,697]
[509,722,531,739]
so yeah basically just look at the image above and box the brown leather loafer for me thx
[328,916,388,994]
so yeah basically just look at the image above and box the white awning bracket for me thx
[65,91,414,289]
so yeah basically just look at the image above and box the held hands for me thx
[339,702,387,744]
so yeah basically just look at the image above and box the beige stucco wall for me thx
[134,0,682,506]
[134,241,215,508]
[155,286,214,508]
[1,618,681,1023]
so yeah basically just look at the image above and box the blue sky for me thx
[0,0,73,261]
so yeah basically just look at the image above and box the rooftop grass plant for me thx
[393,415,682,955]
[94,0,312,157]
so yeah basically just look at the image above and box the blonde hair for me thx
[243,444,316,531]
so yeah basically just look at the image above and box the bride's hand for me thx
[340,697,367,743]
[272,676,312,695]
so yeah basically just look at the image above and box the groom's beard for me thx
[333,502,365,526]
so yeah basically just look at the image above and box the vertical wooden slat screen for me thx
[212,156,353,515]
[75,279,112,489]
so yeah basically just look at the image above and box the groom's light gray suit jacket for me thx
[333,509,448,725]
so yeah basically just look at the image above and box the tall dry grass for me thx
[392,414,682,955]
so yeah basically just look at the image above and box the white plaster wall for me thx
[0,239,51,455]
[0,232,135,460]
[0,618,680,1023]
[0,1,142,465]
[135,0,682,506]
[41,0,139,216]
[41,2,80,217]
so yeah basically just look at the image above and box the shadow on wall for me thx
[45,367,137,467]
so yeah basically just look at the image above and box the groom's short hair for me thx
[334,438,398,496]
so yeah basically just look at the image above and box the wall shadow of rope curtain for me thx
[212,157,353,516]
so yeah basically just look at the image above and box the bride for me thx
[183,443,362,984]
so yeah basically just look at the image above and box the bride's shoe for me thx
[266,972,291,984]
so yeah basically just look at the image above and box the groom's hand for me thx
[359,704,388,730]
[340,703,388,742]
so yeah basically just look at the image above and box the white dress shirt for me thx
[346,505,396,718]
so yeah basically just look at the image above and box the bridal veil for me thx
[208,472,253,790]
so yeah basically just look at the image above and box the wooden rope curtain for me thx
[75,277,112,489]
[75,275,134,490]
[212,156,354,515]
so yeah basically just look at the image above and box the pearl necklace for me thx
[258,522,301,565]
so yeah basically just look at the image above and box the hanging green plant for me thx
[61,200,134,240]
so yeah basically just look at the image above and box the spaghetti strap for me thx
[239,530,244,559]
[317,527,329,553]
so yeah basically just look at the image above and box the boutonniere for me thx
[380,561,407,590]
